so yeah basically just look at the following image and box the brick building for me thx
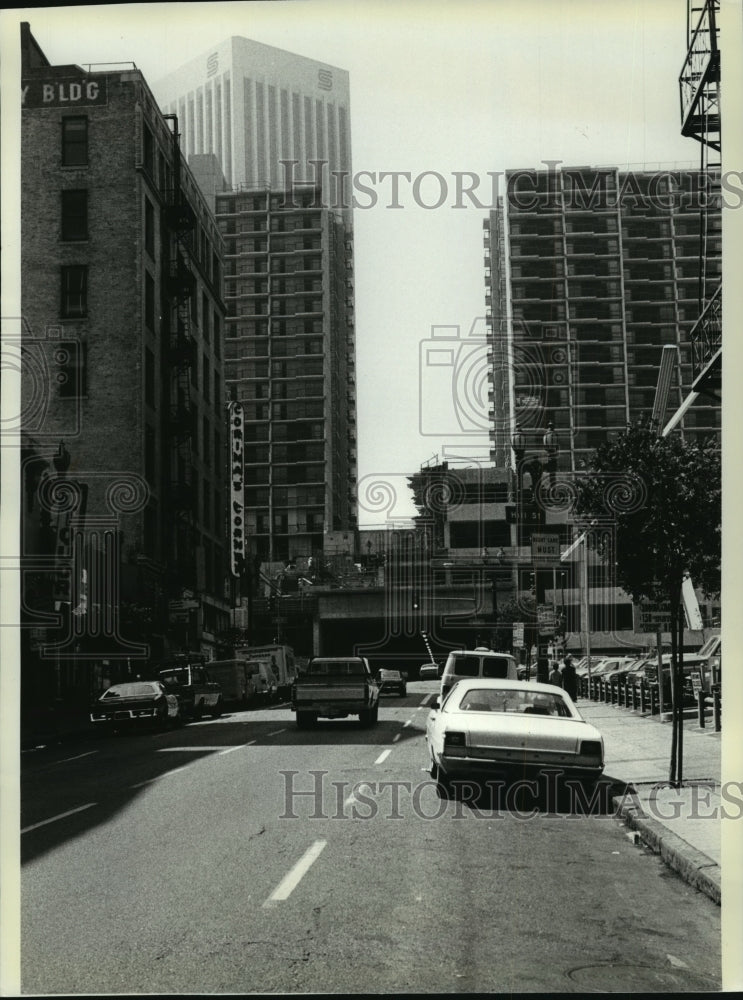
[20,23,230,716]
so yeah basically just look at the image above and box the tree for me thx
[573,420,721,784]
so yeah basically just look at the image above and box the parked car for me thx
[419,662,442,681]
[158,661,222,719]
[90,681,181,730]
[425,679,604,795]
[602,657,645,686]
[376,669,407,697]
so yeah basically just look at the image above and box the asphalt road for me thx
[20,682,721,994]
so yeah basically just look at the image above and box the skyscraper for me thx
[153,35,352,211]
[484,165,721,473]
[155,36,357,576]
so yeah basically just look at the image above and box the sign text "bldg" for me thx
[22,77,108,109]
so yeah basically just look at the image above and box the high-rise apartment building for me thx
[215,184,357,564]
[155,36,358,574]
[152,36,352,210]
[19,23,230,713]
[484,166,721,472]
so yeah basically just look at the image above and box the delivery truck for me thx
[206,658,277,706]
[237,644,296,699]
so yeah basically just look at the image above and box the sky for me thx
[1,0,706,525]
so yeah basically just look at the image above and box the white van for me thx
[440,647,519,701]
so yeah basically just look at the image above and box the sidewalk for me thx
[579,698,723,904]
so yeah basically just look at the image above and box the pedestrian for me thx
[562,653,578,701]
[548,660,563,687]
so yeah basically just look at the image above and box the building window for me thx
[62,117,88,166]
[60,265,87,318]
[61,190,88,241]
[145,272,155,330]
[145,197,155,258]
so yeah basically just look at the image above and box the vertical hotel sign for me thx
[229,402,246,577]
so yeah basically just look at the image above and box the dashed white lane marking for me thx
[375,749,391,764]
[53,750,98,765]
[263,840,327,906]
[267,729,287,736]
[22,803,96,834]
[392,733,401,742]
[419,694,432,706]
[219,740,256,755]
[403,720,412,728]
[157,746,234,752]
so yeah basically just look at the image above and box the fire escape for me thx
[679,0,721,399]
[162,116,198,592]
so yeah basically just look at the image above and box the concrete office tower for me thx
[215,185,357,564]
[153,36,352,218]
[484,166,721,472]
[20,22,230,702]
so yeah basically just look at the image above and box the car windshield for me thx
[102,683,158,699]
[457,688,573,718]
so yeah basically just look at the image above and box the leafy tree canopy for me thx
[572,421,720,605]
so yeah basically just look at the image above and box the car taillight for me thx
[581,740,602,758]
[444,731,467,756]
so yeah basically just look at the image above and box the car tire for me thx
[359,706,378,727]
[212,698,222,719]
[192,702,203,721]
[296,711,316,728]
[399,688,406,698]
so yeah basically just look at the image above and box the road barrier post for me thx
[697,690,706,728]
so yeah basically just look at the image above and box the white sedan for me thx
[425,678,604,791]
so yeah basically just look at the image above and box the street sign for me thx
[537,604,555,635]
[690,670,703,697]
[513,622,524,648]
[531,533,561,566]
[635,601,677,632]
[168,600,199,611]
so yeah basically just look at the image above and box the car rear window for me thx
[448,654,480,676]
[307,660,366,677]
[458,688,572,717]
[102,683,159,698]
[481,657,513,678]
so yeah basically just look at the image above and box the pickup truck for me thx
[291,656,379,727]
[158,662,223,719]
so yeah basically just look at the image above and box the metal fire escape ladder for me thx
[678,0,722,401]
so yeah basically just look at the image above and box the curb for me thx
[613,796,721,906]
